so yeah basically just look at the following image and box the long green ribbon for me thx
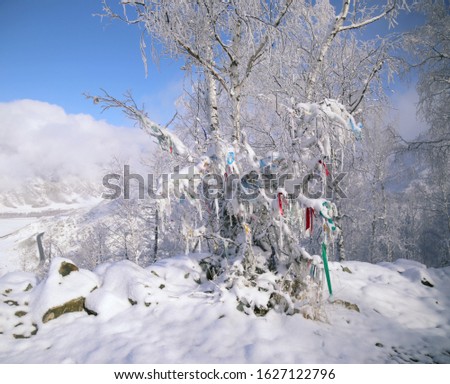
[322,241,333,296]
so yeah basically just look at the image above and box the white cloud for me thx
[391,87,428,140]
[0,99,152,192]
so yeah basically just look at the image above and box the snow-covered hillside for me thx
[0,256,449,363]
[0,178,101,215]
[0,199,106,275]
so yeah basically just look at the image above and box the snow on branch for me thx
[296,99,362,139]
[85,90,191,158]
[338,1,398,32]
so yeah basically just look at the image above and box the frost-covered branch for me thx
[240,0,293,87]
[85,90,192,158]
[339,1,397,32]
[306,0,401,100]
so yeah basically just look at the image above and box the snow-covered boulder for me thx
[85,260,159,320]
[83,256,204,320]
[379,259,436,288]
[30,258,99,325]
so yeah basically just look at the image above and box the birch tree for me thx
[90,0,409,314]
[105,0,293,143]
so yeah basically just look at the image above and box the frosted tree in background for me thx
[403,0,449,151]
[397,0,450,265]
[341,111,400,264]
[334,0,449,268]
[90,0,409,314]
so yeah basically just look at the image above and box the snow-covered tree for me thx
[340,110,401,264]
[402,0,449,151]
[89,0,408,315]
[391,0,450,265]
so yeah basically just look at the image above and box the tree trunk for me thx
[231,90,242,142]
[306,1,350,100]
[338,231,346,262]
[206,69,219,135]
[230,18,242,142]
[380,182,392,262]
[206,67,222,159]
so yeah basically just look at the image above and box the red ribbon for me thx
[306,207,314,234]
[278,193,284,216]
[318,160,330,177]
[224,165,233,180]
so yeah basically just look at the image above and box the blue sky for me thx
[0,0,184,126]
[0,0,426,135]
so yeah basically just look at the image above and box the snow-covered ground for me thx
[0,256,449,364]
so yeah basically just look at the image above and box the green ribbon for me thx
[322,241,333,296]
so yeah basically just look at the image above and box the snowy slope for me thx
[0,197,107,275]
[0,256,449,364]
